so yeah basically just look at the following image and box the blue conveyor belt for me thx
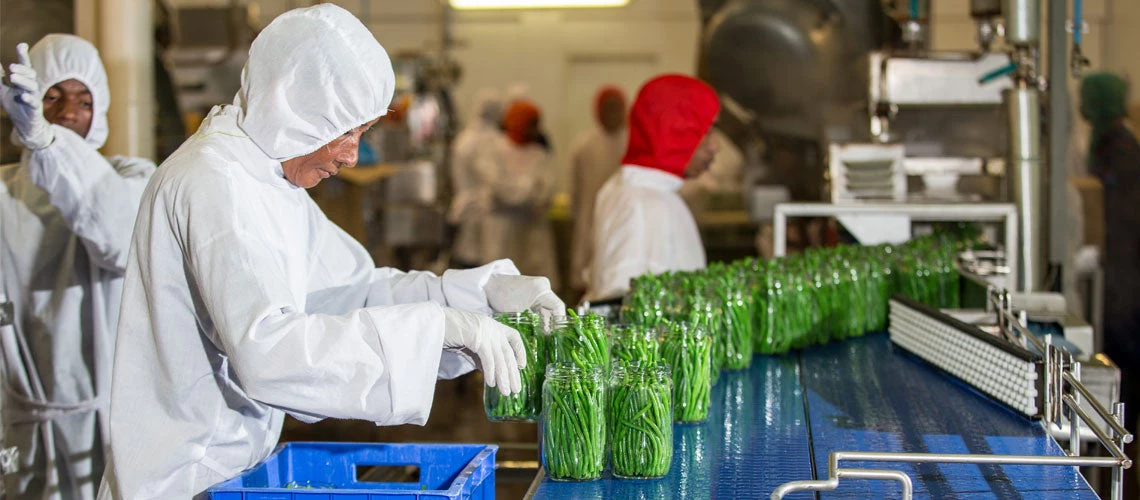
[527,333,1097,499]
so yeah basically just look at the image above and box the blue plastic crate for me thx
[207,442,497,500]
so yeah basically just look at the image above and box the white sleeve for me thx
[590,189,649,301]
[26,125,155,272]
[366,259,521,314]
[185,187,446,425]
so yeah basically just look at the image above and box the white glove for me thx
[442,307,526,395]
[484,274,566,325]
[1,43,53,150]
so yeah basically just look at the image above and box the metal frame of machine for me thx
[771,288,1134,500]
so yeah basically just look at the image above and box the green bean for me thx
[552,311,610,371]
[661,322,711,423]
[611,325,662,368]
[607,362,672,479]
[485,312,543,421]
[541,363,606,481]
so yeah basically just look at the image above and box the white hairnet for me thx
[235,4,395,161]
[27,34,111,149]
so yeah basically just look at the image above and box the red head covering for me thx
[621,74,720,178]
[503,100,541,145]
[594,85,626,122]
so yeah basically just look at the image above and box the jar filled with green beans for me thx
[551,312,610,371]
[485,311,543,422]
[610,325,662,368]
[608,362,673,479]
[541,363,607,481]
[661,321,712,423]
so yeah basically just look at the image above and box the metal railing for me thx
[772,285,1133,500]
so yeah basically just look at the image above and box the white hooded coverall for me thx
[98,5,520,498]
[448,89,503,266]
[0,34,156,500]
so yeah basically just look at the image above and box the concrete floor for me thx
[279,372,538,499]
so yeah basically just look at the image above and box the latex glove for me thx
[442,307,525,395]
[0,43,53,150]
[484,274,566,326]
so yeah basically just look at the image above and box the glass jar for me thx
[718,288,754,370]
[610,325,661,368]
[541,363,606,481]
[550,313,610,371]
[661,321,712,423]
[607,362,673,479]
[484,312,543,422]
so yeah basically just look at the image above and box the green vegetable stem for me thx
[541,363,607,481]
[607,362,673,478]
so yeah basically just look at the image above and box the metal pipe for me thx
[1048,0,1071,271]
[1063,395,1131,463]
[1070,363,1083,456]
[1005,0,1040,45]
[771,469,913,499]
[1064,372,1134,443]
[1112,402,1126,500]
[1006,87,1045,291]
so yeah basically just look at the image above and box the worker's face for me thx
[281,118,378,189]
[684,132,719,178]
[598,95,626,133]
[42,79,93,139]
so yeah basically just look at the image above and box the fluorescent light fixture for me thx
[450,0,630,9]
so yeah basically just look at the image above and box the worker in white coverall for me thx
[97,5,564,499]
[0,35,156,500]
[449,89,504,268]
[569,86,627,297]
[586,74,720,302]
[475,100,561,290]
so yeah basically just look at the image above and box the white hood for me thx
[27,34,111,149]
[235,3,396,161]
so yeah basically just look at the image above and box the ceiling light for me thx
[450,0,630,10]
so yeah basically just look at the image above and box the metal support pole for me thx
[1047,0,1070,269]
[1070,363,1083,457]
[1112,402,1126,500]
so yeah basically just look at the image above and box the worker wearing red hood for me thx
[585,75,720,301]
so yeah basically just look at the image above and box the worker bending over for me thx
[98,6,562,498]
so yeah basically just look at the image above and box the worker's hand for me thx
[484,274,566,328]
[0,43,52,150]
[441,307,525,395]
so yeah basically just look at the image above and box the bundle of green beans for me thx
[541,363,606,481]
[607,362,673,478]
[715,282,753,371]
[551,310,610,370]
[484,311,544,421]
[610,325,662,368]
[661,321,712,423]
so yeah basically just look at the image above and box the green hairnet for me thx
[1080,72,1129,152]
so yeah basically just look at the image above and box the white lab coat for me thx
[475,136,561,291]
[569,127,626,291]
[99,5,518,499]
[586,165,706,302]
[449,90,502,265]
[0,35,155,500]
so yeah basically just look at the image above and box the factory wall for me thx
[236,0,701,197]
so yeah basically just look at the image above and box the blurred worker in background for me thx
[569,85,627,299]
[586,74,720,302]
[1079,72,1140,438]
[99,6,563,498]
[0,35,157,499]
[449,88,503,268]
[476,100,561,291]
